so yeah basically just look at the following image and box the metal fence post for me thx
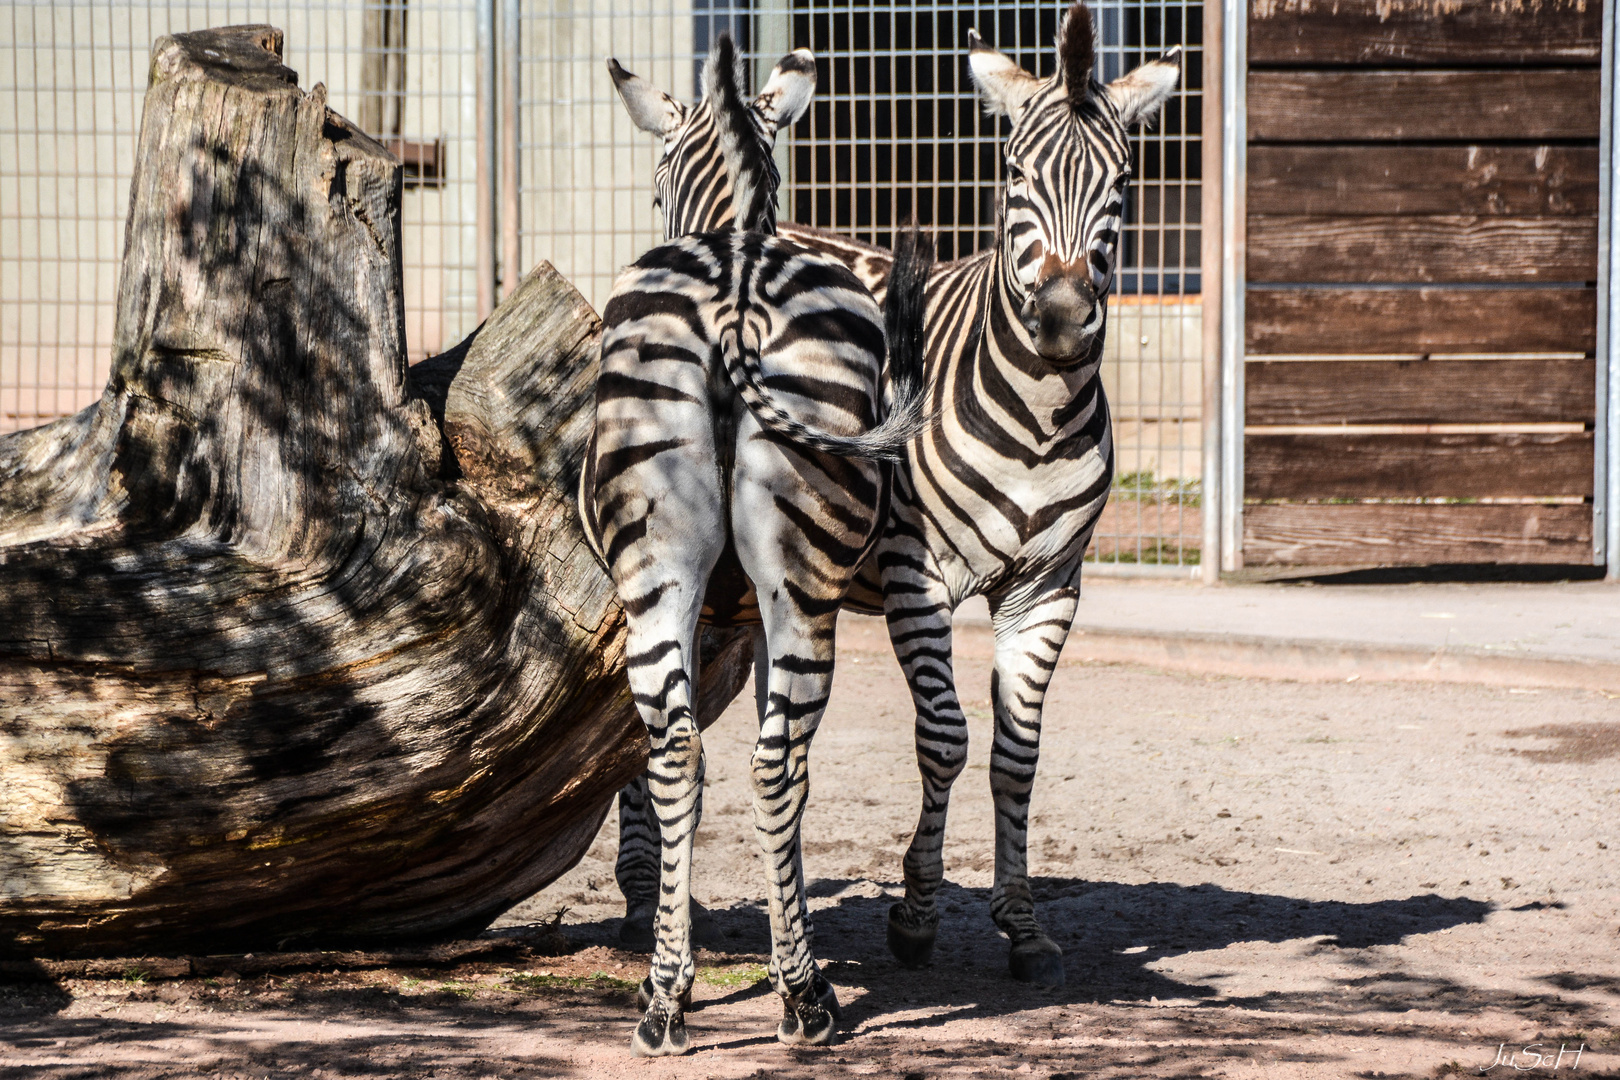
[1218,0,1245,572]
[476,0,498,319]
[501,0,522,299]
[1200,0,1223,584]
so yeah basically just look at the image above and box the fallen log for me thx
[0,24,751,957]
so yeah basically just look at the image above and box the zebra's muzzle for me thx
[1020,264,1098,364]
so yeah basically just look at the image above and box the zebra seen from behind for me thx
[776,2,1181,988]
[603,37,818,956]
[582,36,934,1056]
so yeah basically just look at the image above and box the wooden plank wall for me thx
[1243,0,1602,567]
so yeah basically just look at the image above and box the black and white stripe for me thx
[584,37,934,1055]
[779,2,1182,988]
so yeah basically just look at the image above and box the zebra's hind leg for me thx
[749,616,842,1046]
[625,769,696,1013]
[617,586,715,1055]
[986,569,1081,988]
[628,755,704,1011]
[882,587,967,969]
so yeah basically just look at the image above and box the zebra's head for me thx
[609,36,815,239]
[969,2,1181,365]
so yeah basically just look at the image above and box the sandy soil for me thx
[3,612,1617,1078]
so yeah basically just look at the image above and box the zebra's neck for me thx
[951,251,1106,447]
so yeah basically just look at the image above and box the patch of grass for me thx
[698,964,768,989]
[1112,470,1201,507]
[121,967,149,985]
[504,970,639,993]
[1091,542,1200,566]
[433,981,478,999]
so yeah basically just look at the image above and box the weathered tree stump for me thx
[0,25,750,957]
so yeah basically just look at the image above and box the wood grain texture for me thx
[0,26,752,958]
[1248,0,1603,67]
[1248,146,1598,218]
[1248,70,1601,142]
[1243,503,1594,566]
[1245,287,1597,354]
[1247,215,1597,284]
[1245,433,1595,498]
[1246,359,1596,424]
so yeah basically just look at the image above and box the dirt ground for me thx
[3,612,1618,1079]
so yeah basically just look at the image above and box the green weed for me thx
[505,970,639,993]
[698,964,768,989]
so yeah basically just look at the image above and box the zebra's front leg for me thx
[751,616,841,1046]
[883,590,967,969]
[619,764,705,959]
[614,776,659,950]
[986,570,1081,987]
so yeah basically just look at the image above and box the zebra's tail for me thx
[722,226,935,463]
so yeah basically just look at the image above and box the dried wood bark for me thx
[0,25,750,958]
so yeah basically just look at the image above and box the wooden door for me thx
[1241,0,1604,566]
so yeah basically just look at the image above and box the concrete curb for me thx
[1054,625,1620,695]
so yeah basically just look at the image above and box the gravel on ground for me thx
[3,613,1616,1078]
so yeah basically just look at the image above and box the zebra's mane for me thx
[703,34,779,232]
[1058,1,1096,112]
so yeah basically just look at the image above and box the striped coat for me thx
[776,2,1182,988]
[584,36,933,1055]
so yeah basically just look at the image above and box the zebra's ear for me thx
[754,49,816,134]
[607,57,686,137]
[967,29,1042,120]
[1105,47,1182,127]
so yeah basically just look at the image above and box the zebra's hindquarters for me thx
[585,230,901,1054]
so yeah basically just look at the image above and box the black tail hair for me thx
[875,224,936,456]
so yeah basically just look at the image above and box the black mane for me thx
[704,34,778,230]
[1059,2,1096,111]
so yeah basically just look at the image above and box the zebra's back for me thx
[582,230,894,627]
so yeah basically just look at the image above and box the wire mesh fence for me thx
[3,0,1203,571]
[0,0,481,435]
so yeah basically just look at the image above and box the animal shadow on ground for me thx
[557,875,1533,1030]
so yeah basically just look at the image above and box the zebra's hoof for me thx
[635,977,692,1013]
[631,1003,690,1057]
[619,903,656,952]
[886,902,937,969]
[1008,937,1066,987]
[777,972,841,1046]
